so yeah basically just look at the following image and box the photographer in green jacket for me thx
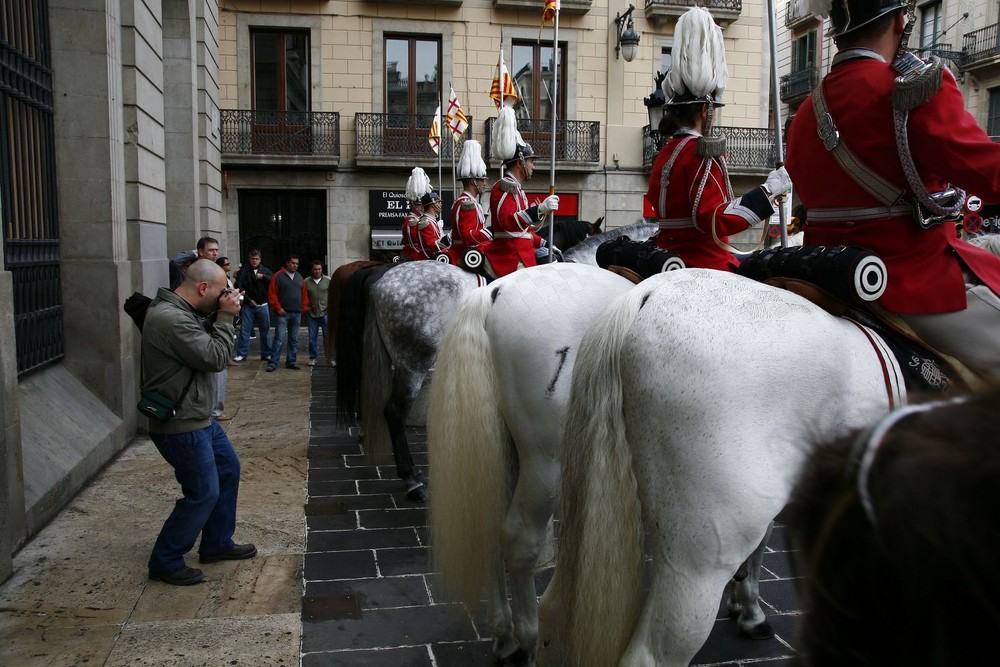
[141,259,256,585]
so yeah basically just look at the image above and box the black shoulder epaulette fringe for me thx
[695,135,726,158]
[893,57,944,113]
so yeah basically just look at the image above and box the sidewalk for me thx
[0,346,308,666]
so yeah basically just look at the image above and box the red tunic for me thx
[786,56,1000,314]
[645,132,764,271]
[400,212,444,260]
[486,174,545,277]
[450,192,492,251]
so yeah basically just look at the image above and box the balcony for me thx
[784,0,817,29]
[483,117,600,170]
[962,23,1000,73]
[643,125,778,176]
[779,67,819,104]
[220,109,340,169]
[493,0,592,14]
[355,112,473,168]
[645,0,742,27]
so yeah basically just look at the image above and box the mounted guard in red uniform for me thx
[786,0,1000,384]
[485,106,560,277]
[646,7,791,271]
[450,139,493,271]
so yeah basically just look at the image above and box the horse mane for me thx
[563,220,658,266]
[968,233,1000,259]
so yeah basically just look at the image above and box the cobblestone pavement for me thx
[302,363,804,667]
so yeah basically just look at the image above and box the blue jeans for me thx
[307,313,327,360]
[148,421,241,573]
[270,310,302,368]
[237,303,271,359]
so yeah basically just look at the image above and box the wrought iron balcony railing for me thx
[355,112,472,162]
[779,67,819,102]
[643,125,779,171]
[220,109,340,158]
[645,0,742,25]
[483,116,600,165]
[962,22,1000,69]
[784,0,817,28]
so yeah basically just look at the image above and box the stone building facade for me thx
[0,0,221,580]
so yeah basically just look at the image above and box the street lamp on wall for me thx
[615,4,640,62]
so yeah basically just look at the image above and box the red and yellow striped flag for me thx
[489,45,518,110]
[542,0,558,24]
[428,105,441,154]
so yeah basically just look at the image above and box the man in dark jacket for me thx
[266,254,309,372]
[233,249,273,362]
[142,259,256,585]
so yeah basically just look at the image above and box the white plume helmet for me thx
[492,105,519,162]
[666,7,729,106]
[405,167,432,203]
[457,140,487,179]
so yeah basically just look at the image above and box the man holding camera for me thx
[141,259,256,585]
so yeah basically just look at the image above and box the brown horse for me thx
[324,259,384,366]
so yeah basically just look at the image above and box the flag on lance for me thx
[428,105,441,154]
[445,87,469,141]
[542,0,558,25]
[489,44,518,110]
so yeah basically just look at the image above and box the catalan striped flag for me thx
[542,0,558,25]
[489,45,518,110]
[445,87,469,141]
[428,105,441,154]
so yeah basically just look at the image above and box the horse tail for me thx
[550,285,648,667]
[327,260,382,363]
[428,285,513,612]
[360,294,393,464]
[336,264,391,424]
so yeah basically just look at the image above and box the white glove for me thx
[763,167,792,198]
[538,195,560,215]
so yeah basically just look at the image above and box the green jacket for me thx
[305,275,331,317]
[141,288,237,434]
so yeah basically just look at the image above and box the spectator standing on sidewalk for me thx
[142,259,256,585]
[267,254,309,372]
[212,256,235,421]
[304,260,331,367]
[233,249,273,363]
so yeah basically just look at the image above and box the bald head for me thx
[185,258,225,285]
[176,259,229,315]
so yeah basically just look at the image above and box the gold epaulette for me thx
[497,178,520,194]
[893,56,944,113]
[695,135,726,158]
[460,199,477,211]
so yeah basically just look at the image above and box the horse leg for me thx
[726,522,775,639]
[502,453,559,664]
[621,560,735,667]
[384,369,427,501]
[485,552,519,663]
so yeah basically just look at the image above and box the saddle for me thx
[738,245,982,395]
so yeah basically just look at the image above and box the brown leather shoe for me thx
[215,414,233,421]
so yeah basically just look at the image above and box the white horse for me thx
[428,262,635,663]
[536,269,907,667]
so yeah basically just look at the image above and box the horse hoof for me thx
[740,621,774,640]
[405,475,428,502]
